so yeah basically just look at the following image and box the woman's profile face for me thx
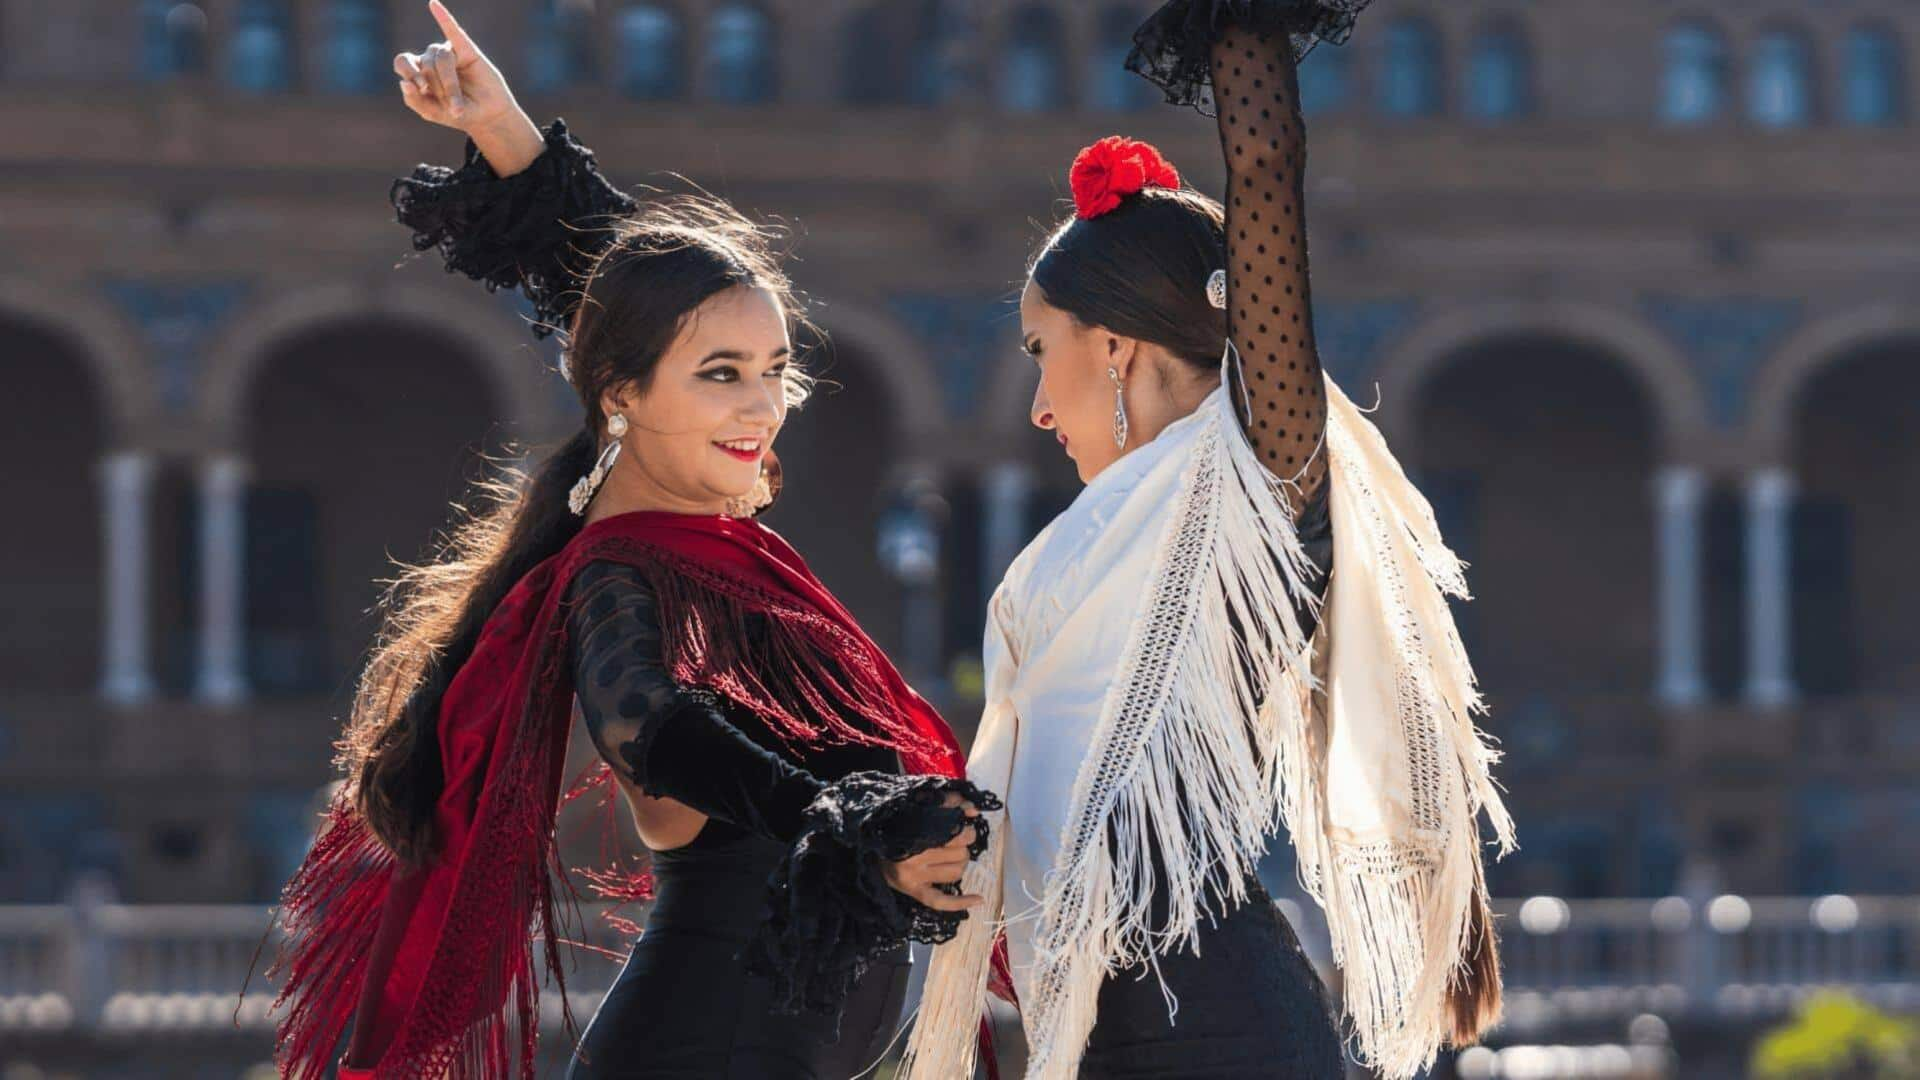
[603,285,793,515]
[1020,278,1127,484]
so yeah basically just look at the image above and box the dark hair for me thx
[1029,186,1228,372]
[342,196,802,867]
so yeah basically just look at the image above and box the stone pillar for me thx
[1745,467,1797,708]
[980,462,1034,610]
[1653,466,1708,708]
[878,470,948,685]
[98,451,157,704]
[195,454,250,705]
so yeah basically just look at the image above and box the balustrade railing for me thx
[3,892,1915,1036]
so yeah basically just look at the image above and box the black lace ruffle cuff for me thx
[1126,0,1372,114]
[389,118,638,338]
[747,772,1002,1024]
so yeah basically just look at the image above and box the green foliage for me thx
[1752,992,1920,1079]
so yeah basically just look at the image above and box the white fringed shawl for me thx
[902,370,1516,1080]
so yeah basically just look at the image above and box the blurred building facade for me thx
[1,0,1917,920]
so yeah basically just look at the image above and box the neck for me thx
[1122,368,1220,457]
[585,452,728,524]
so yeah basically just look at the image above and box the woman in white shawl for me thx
[903,3,1516,1078]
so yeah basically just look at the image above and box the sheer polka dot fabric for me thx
[1212,25,1328,510]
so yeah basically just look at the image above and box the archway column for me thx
[980,461,1034,612]
[877,465,947,686]
[194,453,250,705]
[1745,466,1797,708]
[98,450,157,704]
[1654,465,1708,708]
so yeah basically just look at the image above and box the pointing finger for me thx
[428,0,481,63]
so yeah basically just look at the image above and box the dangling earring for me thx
[568,412,627,516]
[724,466,774,519]
[1109,366,1129,449]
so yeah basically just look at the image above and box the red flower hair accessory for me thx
[1070,136,1183,220]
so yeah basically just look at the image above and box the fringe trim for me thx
[1017,375,1323,1079]
[1304,380,1515,1078]
[267,526,952,1079]
[268,678,578,1080]
[908,364,1516,1079]
[267,800,397,1080]
[587,537,954,775]
[898,812,1007,1079]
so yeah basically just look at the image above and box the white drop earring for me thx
[1109,366,1129,449]
[568,412,627,516]
[725,465,774,519]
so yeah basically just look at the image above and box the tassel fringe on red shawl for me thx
[262,514,965,1078]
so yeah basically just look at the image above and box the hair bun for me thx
[1069,136,1182,220]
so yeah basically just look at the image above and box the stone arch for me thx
[762,309,918,654]
[0,277,152,435]
[1373,300,1708,463]
[1746,303,1920,464]
[197,280,554,450]
[805,298,947,447]
[0,288,126,692]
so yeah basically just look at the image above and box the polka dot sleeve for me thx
[1211,24,1328,509]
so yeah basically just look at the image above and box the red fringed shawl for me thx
[266,512,967,1079]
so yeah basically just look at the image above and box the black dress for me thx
[1077,2,1363,1075]
[563,562,948,1079]
[392,140,986,1080]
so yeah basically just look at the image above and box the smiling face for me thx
[1020,277,1137,483]
[599,285,794,515]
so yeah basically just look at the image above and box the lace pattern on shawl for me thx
[1019,375,1322,1079]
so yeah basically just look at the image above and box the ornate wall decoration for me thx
[889,292,1013,419]
[101,279,248,416]
[1641,294,1804,428]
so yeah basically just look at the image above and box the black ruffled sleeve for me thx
[565,561,1001,1019]
[750,771,1000,1020]
[390,119,639,339]
[1126,0,1371,114]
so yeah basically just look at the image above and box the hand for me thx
[394,0,519,135]
[881,793,985,914]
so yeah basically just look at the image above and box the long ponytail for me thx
[340,428,595,867]
[1445,890,1504,1046]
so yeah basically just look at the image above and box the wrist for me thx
[465,107,533,142]
[465,110,544,175]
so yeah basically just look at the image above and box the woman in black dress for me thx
[267,7,997,1078]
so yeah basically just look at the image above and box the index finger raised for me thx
[427,0,482,61]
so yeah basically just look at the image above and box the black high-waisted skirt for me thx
[1079,877,1347,1079]
[565,832,911,1079]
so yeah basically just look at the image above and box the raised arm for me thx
[1213,23,1327,508]
[1128,1,1365,510]
[391,1,639,337]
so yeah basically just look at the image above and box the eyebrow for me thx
[698,346,791,366]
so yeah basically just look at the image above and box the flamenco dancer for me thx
[902,3,1518,1078]
[264,4,998,1077]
